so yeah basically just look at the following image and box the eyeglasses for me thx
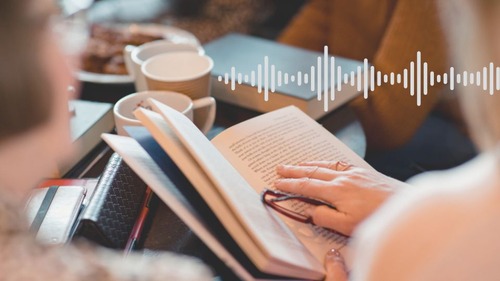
[261,188,337,224]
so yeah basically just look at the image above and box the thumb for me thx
[324,249,348,281]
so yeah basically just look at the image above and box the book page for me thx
[211,106,372,263]
[136,102,325,280]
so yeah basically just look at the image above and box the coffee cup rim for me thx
[131,41,204,65]
[114,90,193,122]
[141,52,214,82]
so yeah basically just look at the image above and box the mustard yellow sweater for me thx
[279,0,451,150]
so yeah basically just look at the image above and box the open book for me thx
[102,102,372,280]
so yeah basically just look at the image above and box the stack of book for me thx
[102,98,374,280]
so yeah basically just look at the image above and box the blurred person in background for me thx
[0,0,211,279]
[279,0,476,181]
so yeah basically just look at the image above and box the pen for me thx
[124,187,154,255]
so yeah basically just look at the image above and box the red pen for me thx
[124,187,154,255]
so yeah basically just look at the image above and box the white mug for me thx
[113,91,215,136]
[123,40,204,92]
[141,52,214,100]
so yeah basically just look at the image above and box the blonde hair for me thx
[0,0,53,141]
[438,0,500,153]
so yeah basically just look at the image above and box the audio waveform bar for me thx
[217,46,500,111]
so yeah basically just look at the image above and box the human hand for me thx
[324,249,347,281]
[274,161,408,236]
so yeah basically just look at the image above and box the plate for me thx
[78,23,201,84]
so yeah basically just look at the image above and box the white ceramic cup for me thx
[113,91,216,136]
[124,40,204,92]
[141,52,214,100]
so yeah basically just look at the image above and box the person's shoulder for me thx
[350,153,500,280]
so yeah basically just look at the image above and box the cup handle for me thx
[123,45,137,78]
[192,97,216,135]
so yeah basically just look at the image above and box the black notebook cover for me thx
[74,153,147,248]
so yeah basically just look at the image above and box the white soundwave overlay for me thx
[217,46,500,111]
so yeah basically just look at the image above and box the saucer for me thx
[78,23,200,85]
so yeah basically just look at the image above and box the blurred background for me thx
[87,0,305,41]
[80,0,306,102]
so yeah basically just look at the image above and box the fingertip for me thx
[274,179,283,187]
[309,205,327,227]
[276,164,284,173]
[324,249,348,281]
[277,164,295,175]
[325,248,343,263]
[325,249,346,269]
[303,206,315,218]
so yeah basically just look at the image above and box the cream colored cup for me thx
[113,91,215,135]
[141,52,214,100]
[123,40,204,92]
